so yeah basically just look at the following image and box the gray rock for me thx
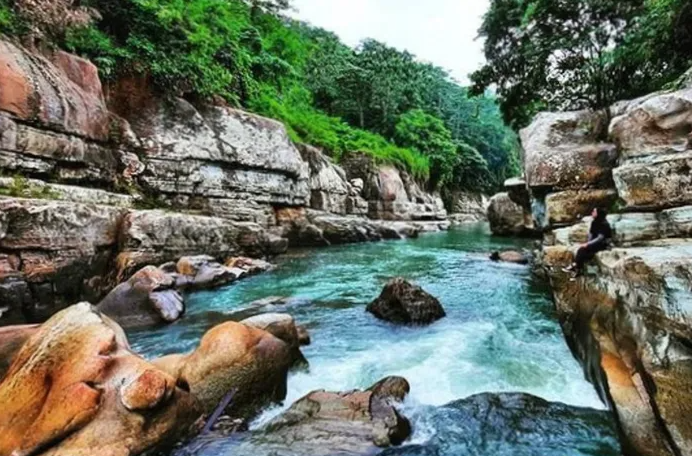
[487,192,535,236]
[367,277,445,325]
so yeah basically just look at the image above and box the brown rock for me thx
[367,277,445,325]
[490,250,530,265]
[0,303,200,456]
[155,321,292,420]
[0,324,38,379]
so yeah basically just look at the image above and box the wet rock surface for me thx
[487,192,535,236]
[381,393,620,456]
[367,277,445,325]
[203,377,412,456]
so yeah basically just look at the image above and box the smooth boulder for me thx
[0,303,200,456]
[153,321,293,421]
[367,277,445,325]
[490,250,530,265]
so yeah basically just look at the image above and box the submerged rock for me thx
[367,277,445,325]
[489,250,530,265]
[242,377,412,455]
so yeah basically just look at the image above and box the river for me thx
[129,223,620,456]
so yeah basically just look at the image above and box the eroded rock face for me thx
[245,377,411,455]
[154,321,292,421]
[367,277,445,325]
[0,198,125,323]
[487,192,535,236]
[299,144,351,215]
[541,241,692,456]
[448,191,488,224]
[0,303,200,456]
[116,210,280,279]
[125,97,309,222]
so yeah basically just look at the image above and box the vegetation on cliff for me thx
[0,0,519,196]
[472,0,692,127]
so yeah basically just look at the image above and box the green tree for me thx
[471,0,646,127]
[394,110,457,190]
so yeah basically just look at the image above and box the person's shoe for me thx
[562,264,575,273]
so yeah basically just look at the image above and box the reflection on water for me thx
[129,223,619,455]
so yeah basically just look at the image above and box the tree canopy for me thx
[1,0,520,198]
[472,0,692,128]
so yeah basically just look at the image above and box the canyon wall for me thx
[491,83,692,455]
[0,40,449,325]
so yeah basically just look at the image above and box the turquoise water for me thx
[129,224,619,455]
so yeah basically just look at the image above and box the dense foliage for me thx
[1,0,520,195]
[472,0,692,128]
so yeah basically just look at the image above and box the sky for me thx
[288,0,489,85]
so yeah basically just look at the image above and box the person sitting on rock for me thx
[563,207,612,278]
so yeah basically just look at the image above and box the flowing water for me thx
[129,224,620,456]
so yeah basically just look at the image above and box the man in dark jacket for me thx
[563,207,613,277]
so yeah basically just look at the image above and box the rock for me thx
[296,325,311,346]
[123,97,310,218]
[0,303,200,456]
[225,257,274,275]
[487,192,535,236]
[116,210,276,278]
[252,377,412,455]
[0,198,125,323]
[489,250,530,264]
[176,255,241,290]
[448,191,489,223]
[97,265,184,328]
[405,393,619,455]
[154,321,292,421]
[0,324,38,379]
[299,144,351,215]
[613,152,692,210]
[545,189,618,226]
[367,277,445,325]
[552,212,661,247]
[504,177,531,209]
[544,240,692,456]
[241,313,308,367]
[520,110,618,190]
[610,88,692,159]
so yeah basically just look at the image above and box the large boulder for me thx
[0,198,125,323]
[241,313,309,367]
[153,321,292,421]
[97,266,184,328]
[366,277,445,325]
[520,110,618,190]
[0,303,200,456]
[249,377,412,455]
[0,324,38,379]
[298,144,351,215]
[487,192,535,236]
[610,88,692,159]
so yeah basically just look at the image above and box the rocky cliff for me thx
[0,40,448,325]
[490,83,692,455]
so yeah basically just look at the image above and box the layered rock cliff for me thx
[0,40,448,325]
[490,83,692,455]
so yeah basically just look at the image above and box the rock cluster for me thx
[494,84,692,456]
[0,303,308,456]
[0,39,449,325]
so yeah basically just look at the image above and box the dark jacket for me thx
[587,217,612,249]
